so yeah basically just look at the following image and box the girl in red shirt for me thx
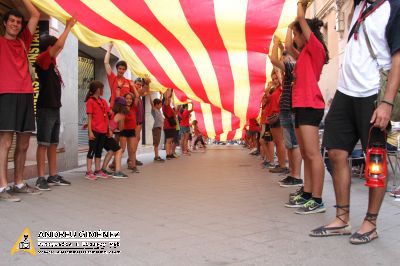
[85,81,110,180]
[284,1,329,214]
[120,91,139,172]
[267,70,287,173]
[179,104,193,155]
[163,89,177,159]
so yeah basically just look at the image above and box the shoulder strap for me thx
[362,22,378,62]
[348,0,386,42]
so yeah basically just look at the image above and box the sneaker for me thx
[284,194,308,208]
[47,175,71,186]
[112,171,129,179]
[85,171,97,181]
[289,186,304,200]
[154,156,165,162]
[267,163,277,169]
[136,159,143,166]
[279,176,303,188]
[12,183,42,195]
[269,166,288,173]
[278,168,291,176]
[101,168,113,177]
[94,170,109,179]
[389,186,400,198]
[172,153,179,158]
[279,175,292,183]
[0,189,21,202]
[130,167,140,173]
[249,148,257,154]
[35,177,51,191]
[295,199,326,215]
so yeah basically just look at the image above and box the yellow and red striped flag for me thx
[32,0,298,140]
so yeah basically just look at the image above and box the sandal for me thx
[309,205,352,237]
[349,213,378,245]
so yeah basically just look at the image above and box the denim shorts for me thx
[280,112,298,149]
[36,108,60,146]
[180,126,190,135]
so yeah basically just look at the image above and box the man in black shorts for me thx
[310,0,400,244]
[0,1,40,202]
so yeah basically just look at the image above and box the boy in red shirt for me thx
[0,1,41,202]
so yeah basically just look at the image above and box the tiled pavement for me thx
[1,145,399,265]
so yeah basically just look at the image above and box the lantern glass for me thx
[369,154,383,175]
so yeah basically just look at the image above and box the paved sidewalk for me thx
[1,146,399,265]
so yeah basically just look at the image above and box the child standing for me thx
[101,97,129,178]
[149,93,165,161]
[85,81,110,180]
[285,0,329,214]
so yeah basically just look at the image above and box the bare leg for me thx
[94,158,101,172]
[127,137,136,167]
[296,128,311,192]
[271,127,287,167]
[47,144,57,176]
[0,132,13,187]
[36,144,47,177]
[288,147,302,178]
[14,133,31,185]
[298,125,324,198]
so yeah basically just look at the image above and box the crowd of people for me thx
[0,0,399,246]
[0,0,208,202]
[242,0,400,245]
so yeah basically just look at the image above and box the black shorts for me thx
[36,108,60,146]
[262,124,273,142]
[120,129,136,138]
[322,90,385,154]
[104,137,120,152]
[164,128,176,139]
[293,107,324,128]
[0,93,35,132]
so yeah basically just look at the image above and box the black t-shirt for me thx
[35,50,62,109]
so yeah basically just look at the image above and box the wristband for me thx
[381,99,394,107]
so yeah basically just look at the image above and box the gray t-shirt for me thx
[151,108,164,128]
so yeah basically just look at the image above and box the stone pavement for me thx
[1,145,399,266]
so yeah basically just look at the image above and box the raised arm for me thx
[270,36,285,71]
[148,92,155,109]
[48,18,77,58]
[22,0,40,35]
[285,22,300,59]
[104,43,113,76]
[130,80,140,106]
[297,0,311,41]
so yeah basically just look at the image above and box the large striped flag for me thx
[32,0,298,139]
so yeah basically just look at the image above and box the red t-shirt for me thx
[107,72,132,107]
[0,28,33,94]
[124,106,137,130]
[86,97,110,134]
[248,119,259,131]
[269,86,282,114]
[179,109,192,127]
[260,106,268,124]
[163,104,175,129]
[292,33,326,109]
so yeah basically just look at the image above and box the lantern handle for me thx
[366,126,387,149]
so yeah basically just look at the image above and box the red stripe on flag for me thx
[56,0,180,95]
[226,130,237,141]
[112,0,210,104]
[210,105,223,135]
[180,0,235,114]
[245,0,285,119]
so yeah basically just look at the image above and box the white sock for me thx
[0,186,6,192]
[15,183,25,189]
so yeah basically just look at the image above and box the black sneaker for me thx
[278,176,292,183]
[47,175,71,186]
[154,156,165,162]
[35,177,51,191]
[289,186,304,200]
[280,176,303,188]
[136,159,143,166]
